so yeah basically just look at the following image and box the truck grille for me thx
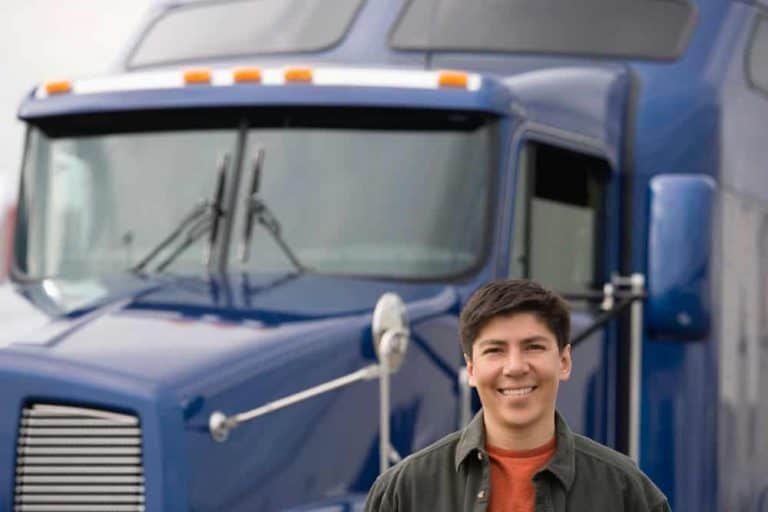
[14,403,145,512]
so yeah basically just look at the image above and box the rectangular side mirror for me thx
[647,175,716,340]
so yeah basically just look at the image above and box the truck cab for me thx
[4,1,768,511]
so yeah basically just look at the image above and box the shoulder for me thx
[571,434,669,510]
[365,430,462,510]
[372,429,461,487]
[572,433,640,476]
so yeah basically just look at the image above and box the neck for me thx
[483,411,556,451]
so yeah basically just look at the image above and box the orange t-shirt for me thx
[486,437,556,512]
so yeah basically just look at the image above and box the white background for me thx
[0,0,156,202]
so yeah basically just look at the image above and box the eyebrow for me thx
[476,335,552,348]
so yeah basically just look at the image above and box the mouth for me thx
[497,386,536,397]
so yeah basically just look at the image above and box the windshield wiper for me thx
[132,154,229,274]
[239,148,304,272]
[206,154,230,265]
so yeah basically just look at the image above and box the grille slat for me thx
[15,404,145,512]
[15,506,145,512]
[17,495,144,503]
[16,485,145,493]
[19,447,141,456]
[17,467,143,475]
[20,428,141,437]
[22,437,140,446]
[17,476,145,484]
[19,456,142,465]
[23,419,137,427]
[23,405,138,424]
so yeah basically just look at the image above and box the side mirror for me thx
[372,293,410,371]
[646,175,716,340]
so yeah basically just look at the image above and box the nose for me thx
[502,348,529,376]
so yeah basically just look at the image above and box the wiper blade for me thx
[206,154,230,266]
[132,154,230,274]
[239,148,264,263]
[240,148,304,272]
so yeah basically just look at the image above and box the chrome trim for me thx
[18,446,141,455]
[22,418,136,427]
[22,437,140,445]
[628,273,645,463]
[210,364,381,442]
[16,495,144,503]
[18,456,142,465]
[610,273,645,462]
[19,428,140,436]
[23,405,137,423]
[14,404,145,511]
[15,506,145,512]
[16,485,145,493]
[16,475,145,484]
[209,291,411,478]
[17,466,142,474]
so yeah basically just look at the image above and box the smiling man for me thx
[365,279,670,512]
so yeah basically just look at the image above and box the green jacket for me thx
[364,411,670,512]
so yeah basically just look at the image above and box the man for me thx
[365,279,670,511]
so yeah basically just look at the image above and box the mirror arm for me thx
[566,274,646,462]
[209,363,381,442]
[210,293,411,477]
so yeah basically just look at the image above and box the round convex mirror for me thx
[372,293,410,371]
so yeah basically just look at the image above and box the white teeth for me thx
[499,387,534,397]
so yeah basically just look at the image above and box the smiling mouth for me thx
[498,386,536,397]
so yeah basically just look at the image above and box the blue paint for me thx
[647,175,716,340]
[2,1,767,510]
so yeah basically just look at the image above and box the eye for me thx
[482,347,502,355]
[526,344,546,351]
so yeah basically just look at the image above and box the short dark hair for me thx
[459,279,571,356]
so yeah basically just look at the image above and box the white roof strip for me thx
[35,67,483,99]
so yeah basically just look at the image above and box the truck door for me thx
[506,139,619,447]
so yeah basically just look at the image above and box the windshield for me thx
[16,109,496,280]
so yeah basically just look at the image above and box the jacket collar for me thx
[455,410,486,470]
[454,409,576,491]
[544,410,576,490]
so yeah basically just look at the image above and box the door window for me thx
[509,142,609,294]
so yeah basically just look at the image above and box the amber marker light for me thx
[284,67,313,83]
[45,80,72,95]
[233,67,262,83]
[184,69,212,85]
[438,71,469,89]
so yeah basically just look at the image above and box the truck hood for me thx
[0,272,458,390]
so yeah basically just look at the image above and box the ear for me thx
[464,353,476,387]
[559,344,572,381]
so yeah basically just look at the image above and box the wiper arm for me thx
[132,201,211,274]
[247,197,304,271]
[240,148,304,272]
[132,154,229,274]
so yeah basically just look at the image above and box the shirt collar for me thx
[453,409,576,491]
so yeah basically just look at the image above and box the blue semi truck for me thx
[1,0,768,510]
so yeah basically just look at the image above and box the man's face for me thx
[466,312,572,440]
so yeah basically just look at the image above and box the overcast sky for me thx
[0,0,155,201]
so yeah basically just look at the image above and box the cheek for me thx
[469,362,499,385]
